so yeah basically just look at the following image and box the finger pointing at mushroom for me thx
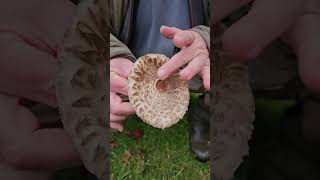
[159,26,210,91]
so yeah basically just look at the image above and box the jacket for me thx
[110,0,210,61]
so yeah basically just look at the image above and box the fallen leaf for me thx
[127,129,144,142]
[121,150,131,167]
[137,149,145,157]
[110,142,120,149]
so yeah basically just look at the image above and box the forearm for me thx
[110,33,136,61]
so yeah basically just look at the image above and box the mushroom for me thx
[128,54,190,129]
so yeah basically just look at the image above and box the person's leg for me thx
[188,75,210,162]
[189,92,210,162]
[301,95,320,143]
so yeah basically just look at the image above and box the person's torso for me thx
[128,0,193,57]
[112,0,209,57]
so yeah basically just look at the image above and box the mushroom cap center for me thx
[156,80,167,92]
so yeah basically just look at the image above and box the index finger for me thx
[158,46,197,80]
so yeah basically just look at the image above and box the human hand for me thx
[0,0,75,107]
[110,58,136,131]
[0,0,82,172]
[213,0,320,92]
[159,26,210,91]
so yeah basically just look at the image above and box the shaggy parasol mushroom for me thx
[128,54,190,129]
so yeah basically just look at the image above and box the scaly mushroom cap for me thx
[128,54,190,129]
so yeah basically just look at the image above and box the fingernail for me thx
[158,68,166,79]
